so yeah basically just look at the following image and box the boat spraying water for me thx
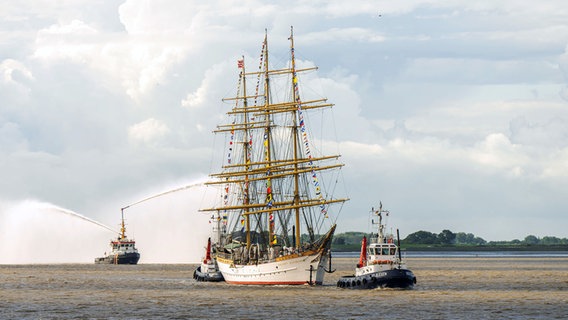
[94,181,208,264]
[95,207,140,265]
[0,181,210,264]
[0,200,115,264]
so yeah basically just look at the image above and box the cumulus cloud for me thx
[1,59,34,84]
[33,20,99,64]
[128,118,171,145]
[469,133,527,176]
[32,18,189,100]
[0,59,34,105]
[181,62,227,108]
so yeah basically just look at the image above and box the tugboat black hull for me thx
[337,269,416,289]
[94,252,140,265]
[193,266,224,282]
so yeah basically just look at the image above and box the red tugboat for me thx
[193,237,224,282]
[95,208,140,265]
[337,203,416,289]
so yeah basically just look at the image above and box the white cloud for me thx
[0,59,34,104]
[181,62,227,108]
[304,28,385,44]
[1,59,34,84]
[118,0,200,35]
[469,133,527,174]
[128,118,171,145]
[32,18,190,100]
[33,20,99,64]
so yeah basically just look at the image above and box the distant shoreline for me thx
[404,244,568,252]
[332,244,568,252]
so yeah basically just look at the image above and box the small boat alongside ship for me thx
[193,238,224,282]
[337,203,416,289]
[95,208,140,265]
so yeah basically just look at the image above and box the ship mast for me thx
[240,55,252,250]
[261,29,274,250]
[289,26,302,249]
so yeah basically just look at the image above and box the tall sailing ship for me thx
[201,27,348,285]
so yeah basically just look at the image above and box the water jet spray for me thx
[45,205,118,234]
[123,182,205,208]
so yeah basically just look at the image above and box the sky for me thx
[2,0,568,262]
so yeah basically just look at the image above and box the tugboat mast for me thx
[119,207,127,240]
[373,202,389,242]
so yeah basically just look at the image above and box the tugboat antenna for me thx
[397,229,402,263]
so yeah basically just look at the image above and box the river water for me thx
[1,256,567,319]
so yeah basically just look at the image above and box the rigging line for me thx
[331,201,346,226]
[253,37,265,106]
[289,31,329,217]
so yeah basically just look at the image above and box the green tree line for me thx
[331,229,568,251]
[402,230,568,246]
[403,230,486,245]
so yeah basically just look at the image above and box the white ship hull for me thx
[216,250,328,285]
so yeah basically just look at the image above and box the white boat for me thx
[337,203,416,289]
[193,237,224,282]
[200,27,348,285]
